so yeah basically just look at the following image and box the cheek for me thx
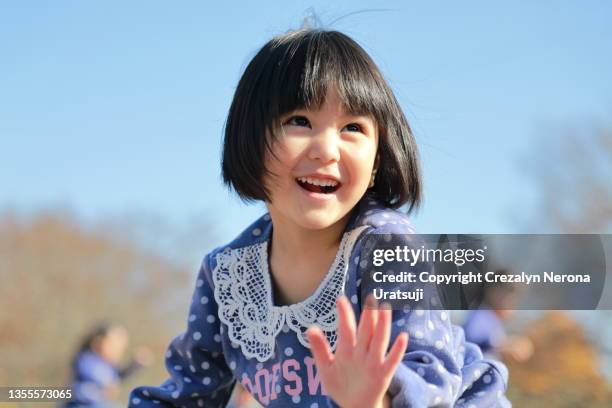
[280,137,309,161]
[269,140,305,174]
[346,143,377,182]
[263,151,297,193]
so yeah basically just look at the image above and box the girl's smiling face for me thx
[264,86,378,230]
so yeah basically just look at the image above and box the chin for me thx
[294,209,348,230]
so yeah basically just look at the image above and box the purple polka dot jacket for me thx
[129,193,511,407]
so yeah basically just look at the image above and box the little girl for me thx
[129,29,510,408]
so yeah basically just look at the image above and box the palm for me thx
[307,295,408,408]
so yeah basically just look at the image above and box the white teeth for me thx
[297,176,339,187]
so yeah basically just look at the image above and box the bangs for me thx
[264,30,390,135]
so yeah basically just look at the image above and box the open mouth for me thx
[296,177,341,194]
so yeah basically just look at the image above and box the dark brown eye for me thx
[284,116,311,128]
[344,123,363,133]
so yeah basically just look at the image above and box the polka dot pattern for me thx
[125,196,508,408]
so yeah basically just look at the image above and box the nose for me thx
[307,127,340,163]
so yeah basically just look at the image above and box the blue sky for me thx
[1,1,611,248]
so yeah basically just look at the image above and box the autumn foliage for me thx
[0,210,199,402]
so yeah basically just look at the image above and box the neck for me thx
[269,213,351,262]
[264,208,356,305]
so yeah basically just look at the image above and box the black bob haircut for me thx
[222,29,422,211]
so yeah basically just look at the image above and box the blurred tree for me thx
[508,117,612,405]
[525,119,612,233]
[506,312,612,406]
[0,209,211,402]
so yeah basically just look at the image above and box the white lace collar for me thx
[212,225,368,362]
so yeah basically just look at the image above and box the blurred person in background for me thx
[61,322,154,407]
[463,269,534,363]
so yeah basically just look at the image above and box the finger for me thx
[368,303,392,362]
[382,332,409,376]
[356,294,378,354]
[307,326,334,369]
[336,295,357,357]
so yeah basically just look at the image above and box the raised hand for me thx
[307,295,408,408]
